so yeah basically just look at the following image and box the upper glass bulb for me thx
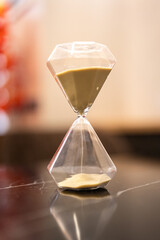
[47,41,116,116]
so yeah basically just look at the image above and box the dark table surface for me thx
[0,154,160,240]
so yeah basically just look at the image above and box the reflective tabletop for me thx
[0,155,160,240]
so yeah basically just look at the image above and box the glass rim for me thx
[48,41,116,61]
[56,41,105,52]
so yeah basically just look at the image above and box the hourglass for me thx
[47,42,117,190]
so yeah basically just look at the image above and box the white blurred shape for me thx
[0,109,10,135]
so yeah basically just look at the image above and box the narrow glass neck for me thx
[76,106,90,118]
[77,113,87,118]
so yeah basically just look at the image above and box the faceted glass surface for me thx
[48,117,117,190]
[47,41,116,190]
[47,41,116,116]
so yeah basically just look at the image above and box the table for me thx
[0,154,160,240]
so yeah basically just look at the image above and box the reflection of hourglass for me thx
[47,42,117,190]
[50,190,117,240]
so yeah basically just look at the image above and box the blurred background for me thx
[0,0,160,166]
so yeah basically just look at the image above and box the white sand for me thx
[58,173,111,189]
